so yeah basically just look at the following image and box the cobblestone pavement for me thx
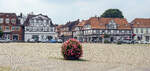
[0,43,150,71]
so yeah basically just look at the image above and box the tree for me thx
[0,30,3,38]
[101,9,124,18]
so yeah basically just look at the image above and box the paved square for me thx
[0,43,150,71]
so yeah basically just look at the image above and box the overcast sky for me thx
[0,0,150,24]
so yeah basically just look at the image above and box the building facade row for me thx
[0,13,57,42]
[0,12,150,43]
[59,17,150,43]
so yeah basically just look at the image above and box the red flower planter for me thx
[61,38,83,60]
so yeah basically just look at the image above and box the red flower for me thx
[61,38,83,60]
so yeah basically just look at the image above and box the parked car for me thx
[57,39,63,43]
[40,40,49,43]
[49,39,57,43]
[118,39,132,44]
[140,41,150,44]
[0,39,12,43]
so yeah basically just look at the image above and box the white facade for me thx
[24,14,57,42]
[133,28,150,43]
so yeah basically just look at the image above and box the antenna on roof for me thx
[20,12,23,17]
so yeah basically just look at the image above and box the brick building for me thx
[0,13,23,41]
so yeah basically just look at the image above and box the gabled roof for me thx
[77,17,131,30]
[0,13,22,26]
[63,19,80,31]
[24,14,53,26]
[76,20,87,27]
[0,13,16,17]
[131,18,150,28]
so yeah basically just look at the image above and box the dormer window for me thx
[84,24,91,29]
[107,20,117,29]
[5,18,10,24]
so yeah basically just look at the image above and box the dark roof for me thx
[64,19,80,30]
[24,14,53,26]
[0,13,16,17]
[0,13,22,26]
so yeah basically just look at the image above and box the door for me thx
[13,35,19,40]
[146,36,150,42]
[111,37,114,42]
[5,34,10,40]
[32,35,39,41]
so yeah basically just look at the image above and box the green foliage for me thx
[104,34,110,38]
[0,30,3,38]
[104,40,110,43]
[117,41,122,45]
[101,9,124,18]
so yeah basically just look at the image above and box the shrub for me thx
[61,38,83,60]
[117,41,122,45]
[104,40,110,43]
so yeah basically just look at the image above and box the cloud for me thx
[0,0,150,24]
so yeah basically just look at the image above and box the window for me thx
[16,26,20,31]
[5,26,10,30]
[25,27,29,31]
[12,26,15,31]
[44,20,46,23]
[51,28,53,32]
[0,26,2,30]
[0,18,4,23]
[146,28,149,34]
[5,18,10,23]
[122,30,124,33]
[11,19,16,24]
[111,30,113,33]
[136,28,138,33]
[30,19,34,23]
[141,28,143,33]
[46,20,49,23]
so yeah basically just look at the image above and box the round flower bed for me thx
[61,38,83,60]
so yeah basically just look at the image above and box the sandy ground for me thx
[0,43,150,71]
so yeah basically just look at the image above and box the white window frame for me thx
[11,19,16,24]
[12,26,15,31]
[5,26,10,31]
[0,18,4,23]
[5,18,10,24]
[0,26,2,30]
[16,26,20,31]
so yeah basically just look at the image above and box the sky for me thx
[0,0,150,24]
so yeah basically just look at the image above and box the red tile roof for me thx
[77,17,131,30]
[131,18,150,28]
